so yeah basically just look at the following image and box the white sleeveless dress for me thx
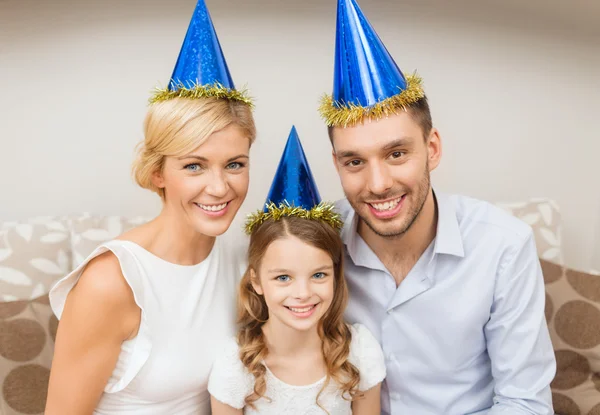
[49,235,247,414]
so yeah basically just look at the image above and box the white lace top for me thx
[208,324,386,415]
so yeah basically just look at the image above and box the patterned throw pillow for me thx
[0,294,56,415]
[497,199,563,265]
[0,218,71,302]
[69,214,150,269]
[542,259,600,414]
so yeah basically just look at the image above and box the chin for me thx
[365,215,410,237]
[285,320,320,332]
[190,218,234,237]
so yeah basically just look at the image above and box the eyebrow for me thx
[382,137,412,150]
[267,264,334,274]
[335,137,413,159]
[177,154,249,162]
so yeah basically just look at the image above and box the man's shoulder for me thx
[450,193,533,244]
[334,198,352,218]
[333,197,352,216]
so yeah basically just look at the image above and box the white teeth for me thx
[371,197,401,211]
[288,305,315,313]
[197,202,227,212]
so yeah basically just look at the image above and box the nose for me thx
[293,278,312,301]
[366,161,393,195]
[205,168,230,198]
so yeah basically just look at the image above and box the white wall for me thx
[1,0,599,271]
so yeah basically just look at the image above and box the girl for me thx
[208,127,385,414]
[45,1,255,413]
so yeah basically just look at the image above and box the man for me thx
[320,1,556,414]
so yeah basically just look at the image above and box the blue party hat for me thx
[319,0,423,127]
[150,0,252,106]
[245,127,341,234]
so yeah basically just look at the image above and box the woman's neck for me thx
[142,208,215,265]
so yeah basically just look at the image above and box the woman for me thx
[45,1,255,413]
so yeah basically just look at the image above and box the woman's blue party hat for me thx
[150,0,252,106]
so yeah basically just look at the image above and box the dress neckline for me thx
[118,239,218,270]
[263,364,327,389]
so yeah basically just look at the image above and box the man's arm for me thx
[484,230,556,414]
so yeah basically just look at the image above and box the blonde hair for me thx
[237,217,361,412]
[132,97,256,198]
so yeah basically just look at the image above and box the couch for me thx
[1,201,598,415]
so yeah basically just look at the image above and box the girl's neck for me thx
[262,319,322,358]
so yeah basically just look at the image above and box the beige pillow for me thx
[0,294,56,415]
[542,259,600,414]
[70,214,150,269]
[0,218,71,301]
[498,199,563,265]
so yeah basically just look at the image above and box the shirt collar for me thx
[432,191,465,258]
[339,189,465,262]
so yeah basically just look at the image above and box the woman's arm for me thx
[45,252,141,415]
[352,383,382,415]
[210,396,244,415]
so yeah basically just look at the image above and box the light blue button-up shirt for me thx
[337,192,555,415]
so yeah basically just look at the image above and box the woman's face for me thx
[252,235,335,333]
[154,123,250,237]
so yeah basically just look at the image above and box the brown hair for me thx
[328,95,433,142]
[132,97,256,199]
[237,216,361,410]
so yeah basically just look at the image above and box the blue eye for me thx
[227,162,245,170]
[312,272,326,279]
[275,275,291,282]
[184,164,202,172]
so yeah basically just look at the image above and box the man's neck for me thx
[358,190,438,285]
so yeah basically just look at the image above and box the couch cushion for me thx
[497,199,563,265]
[0,218,71,302]
[0,294,55,415]
[542,259,600,414]
[70,214,150,269]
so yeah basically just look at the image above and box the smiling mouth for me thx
[194,202,229,212]
[284,304,317,313]
[368,196,403,212]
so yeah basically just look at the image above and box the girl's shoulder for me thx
[347,323,387,392]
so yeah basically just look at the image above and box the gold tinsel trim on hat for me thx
[318,73,424,127]
[245,201,343,235]
[149,81,254,107]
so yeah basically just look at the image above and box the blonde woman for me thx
[45,1,255,413]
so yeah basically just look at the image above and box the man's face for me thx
[331,111,441,238]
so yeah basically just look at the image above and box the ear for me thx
[250,269,263,295]
[426,128,442,172]
[151,168,166,190]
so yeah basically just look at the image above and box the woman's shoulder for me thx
[76,251,136,308]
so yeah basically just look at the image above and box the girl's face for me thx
[153,124,250,237]
[252,235,335,333]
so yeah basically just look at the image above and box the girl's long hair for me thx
[237,216,361,410]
